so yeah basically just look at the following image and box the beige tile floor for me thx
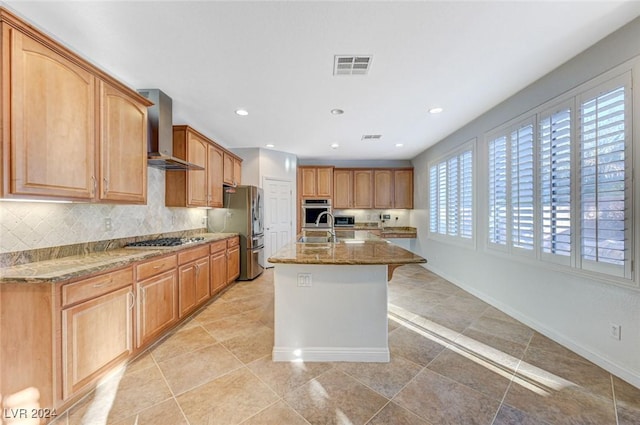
[51,265,640,425]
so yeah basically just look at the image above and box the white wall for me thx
[410,17,640,387]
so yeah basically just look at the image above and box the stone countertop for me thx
[0,233,238,284]
[268,236,426,266]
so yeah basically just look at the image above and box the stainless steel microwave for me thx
[301,199,331,227]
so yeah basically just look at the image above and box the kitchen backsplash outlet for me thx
[0,168,204,253]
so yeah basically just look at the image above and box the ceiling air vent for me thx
[361,134,382,141]
[334,55,372,75]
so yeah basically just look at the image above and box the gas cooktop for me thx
[125,237,205,249]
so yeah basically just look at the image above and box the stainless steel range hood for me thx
[138,89,204,170]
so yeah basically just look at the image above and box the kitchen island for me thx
[268,232,426,362]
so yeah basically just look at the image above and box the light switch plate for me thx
[297,273,312,287]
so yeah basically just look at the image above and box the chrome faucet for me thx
[315,211,336,242]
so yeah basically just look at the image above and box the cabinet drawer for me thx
[210,240,227,254]
[227,236,240,248]
[178,245,209,265]
[136,254,177,281]
[62,267,133,307]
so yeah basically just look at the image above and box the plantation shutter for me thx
[460,150,473,239]
[489,135,508,246]
[539,107,572,261]
[511,124,535,250]
[580,84,628,274]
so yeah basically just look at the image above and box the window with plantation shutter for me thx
[428,142,475,244]
[488,135,507,246]
[460,150,473,239]
[511,124,535,250]
[579,82,629,277]
[539,106,572,262]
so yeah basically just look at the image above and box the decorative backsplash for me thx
[0,168,206,254]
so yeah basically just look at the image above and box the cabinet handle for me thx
[91,176,97,195]
[141,287,146,303]
[103,177,109,193]
[152,263,164,269]
[93,278,113,288]
[128,291,135,310]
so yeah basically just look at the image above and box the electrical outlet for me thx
[201,216,208,226]
[171,214,177,226]
[104,218,112,231]
[297,273,312,287]
[609,323,621,340]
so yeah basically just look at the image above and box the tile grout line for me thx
[149,347,192,425]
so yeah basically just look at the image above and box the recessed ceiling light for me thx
[331,143,340,149]
[428,107,443,114]
[330,108,344,115]
[395,143,404,148]
[235,109,249,116]
[265,144,275,148]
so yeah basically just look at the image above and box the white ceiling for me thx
[5,1,640,160]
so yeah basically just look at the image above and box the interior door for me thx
[263,178,293,267]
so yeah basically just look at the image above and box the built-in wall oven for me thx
[302,199,332,227]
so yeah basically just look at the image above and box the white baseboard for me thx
[272,347,390,363]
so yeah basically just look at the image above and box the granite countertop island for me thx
[269,231,426,363]
[0,232,238,283]
[268,234,425,267]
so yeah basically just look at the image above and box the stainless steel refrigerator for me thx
[223,185,264,280]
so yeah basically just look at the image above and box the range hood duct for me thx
[138,89,204,171]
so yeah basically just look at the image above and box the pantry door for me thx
[263,178,293,267]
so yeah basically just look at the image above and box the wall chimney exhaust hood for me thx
[138,89,204,171]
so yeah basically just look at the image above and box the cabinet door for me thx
[62,286,133,399]
[316,167,333,198]
[227,245,240,283]
[99,81,148,203]
[210,251,227,295]
[353,170,373,209]
[194,257,210,307]
[137,270,178,348]
[299,167,317,197]
[374,170,393,209]
[8,26,96,200]
[187,132,208,207]
[178,257,210,317]
[223,152,236,186]
[394,169,413,209]
[233,158,242,186]
[208,145,224,207]
[333,170,352,208]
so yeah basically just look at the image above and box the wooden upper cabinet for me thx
[208,145,224,207]
[333,169,372,209]
[0,13,152,203]
[299,166,333,199]
[99,81,148,204]
[6,25,96,200]
[353,170,373,209]
[393,169,413,209]
[166,126,208,207]
[333,169,352,208]
[374,170,393,209]
[223,152,242,186]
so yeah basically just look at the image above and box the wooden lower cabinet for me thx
[61,285,133,399]
[210,240,228,295]
[178,256,210,318]
[0,236,242,419]
[227,237,240,283]
[136,270,179,348]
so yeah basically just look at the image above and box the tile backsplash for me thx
[0,168,205,253]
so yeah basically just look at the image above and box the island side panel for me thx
[273,264,389,362]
